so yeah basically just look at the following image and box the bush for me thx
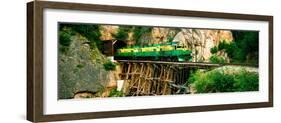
[59,24,103,50]
[188,68,259,93]
[210,47,218,54]
[59,30,72,46]
[209,55,226,64]
[210,31,259,64]
[212,72,235,92]
[59,28,74,53]
[188,70,214,93]
[114,27,129,40]
[103,61,116,71]
[113,26,133,41]
[234,70,259,91]
[109,88,124,97]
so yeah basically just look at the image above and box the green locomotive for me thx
[114,42,192,62]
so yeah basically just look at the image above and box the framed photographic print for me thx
[27,1,273,122]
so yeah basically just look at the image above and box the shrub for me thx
[114,27,129,40]
[210,31,259,64]
[209,55,226,64]
[218,40,228,50]
[109,88,124,97]
[132,27,152,45]
[234,70,259,91]
[59,30,72,46]
[224,42,237,58]
[188,68,259,93]
[103,61,116,71]
[59,28,74,53]
[188,70,214,93]
[210,46,218,54]
[113,26,133,41]
[59,24,103,50]
[212,71,235,92]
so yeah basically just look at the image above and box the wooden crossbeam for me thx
[119,61,192,96]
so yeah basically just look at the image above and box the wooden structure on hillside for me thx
[118,60,222,96]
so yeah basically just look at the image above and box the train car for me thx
[114,42,192,62]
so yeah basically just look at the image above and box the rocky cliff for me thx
[173,29,233,62]
[58,35,110,99]
[99,26,233,62]
[99,25,119,40]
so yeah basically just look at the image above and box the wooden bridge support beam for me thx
[119,62,191,96]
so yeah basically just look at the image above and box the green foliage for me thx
[109,88,124,97]
[59,30,72,46]
[103,61,116,71]
[231,31,259,64]
[167,35,175,42]
[59,27,74,53]
[212,72,235,92]
[209,55,226,64]
[232,31,259,53]
[188,68,259,93]
[133,26,152,45]
[113,26,133,40]
[234,70,259,91]
[210,47,218,54]
[217,40,228,50]
[224,42,238,59]
[59,24,103,50]
[69,25,101,41]
[112,26,152,45]
[76,64,84,69]
[115,29,128,40]
[209,31,259,64]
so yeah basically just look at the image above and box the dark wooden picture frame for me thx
[27,1,273,122]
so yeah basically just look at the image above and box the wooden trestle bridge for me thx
[117,60,223,96]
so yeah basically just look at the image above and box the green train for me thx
[114,42,192,62]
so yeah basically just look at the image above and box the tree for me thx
[59,23,103,50]
[209,31,259,64]
[231,31,259,63]
[132,26,152,45]
[113,26,133,41]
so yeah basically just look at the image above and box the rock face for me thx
[99,25,233,62]
[58,35,110,99]
[100,25,119,40]
[150,27,180,44]
[173,29,233,62]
